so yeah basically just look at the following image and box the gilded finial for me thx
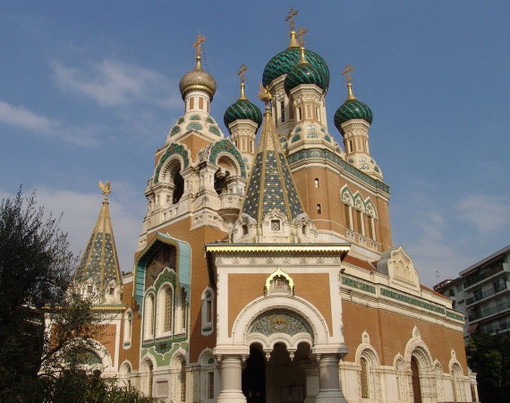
[286,8,300,48]
[285,8,299,31]
[258,84,272,112]
[342,65,356,100]
[296,26,308,48]
[98,181,111,202]
[193,33,206,70]
[238,64,248,100]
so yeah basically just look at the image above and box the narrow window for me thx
[280,100,285,122]
[199,97,204,110]
[344,204,352,230]
[317,204,322,214]
[189,97,194,110]
[109,287,115,295]
[180,361,186,401]
[87,285,93,294]
[316,106,320,122]
[349,140,354,153]
[297,107,302,121]
[356,210,364,234]
[145,294,154,338]
[314,178,320,188]
[360,357,369,398]
[368,216,375,240]
[242,224,248,235]
[207,371,215,399]
[164,287,173,332]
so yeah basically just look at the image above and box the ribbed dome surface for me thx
[224,99,263,130]
[334,100,373,134]
[262,48,329,89]
[284,62,327,94]
[179,68,217,99]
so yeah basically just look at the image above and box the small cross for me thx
[193,34,206,58]
[296,26,308,48]
[285,8,299,31]
[238,64,247,84]
[342,65,355,84]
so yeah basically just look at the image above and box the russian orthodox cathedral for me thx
[73,13,478,403]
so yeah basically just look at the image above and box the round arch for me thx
[231,295,333,348]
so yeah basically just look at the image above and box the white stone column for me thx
[315,354,347,403]
[303,363,319,403]
[216,356,246,403]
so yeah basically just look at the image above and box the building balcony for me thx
[466,283,509,306]
[346,229,380,251]
[468,299,510,322]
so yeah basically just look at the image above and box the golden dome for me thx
[179,56,217,100]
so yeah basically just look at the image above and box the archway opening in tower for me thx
[172,168,184,203]
[242,342,310,403]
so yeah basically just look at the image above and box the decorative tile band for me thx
[445,310,464,322]
[380,288,445,314]
[342,276,376,294]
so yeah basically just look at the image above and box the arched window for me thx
[144,294,155,339]
[175,287,187,334]
[201,288,214,335]
[451,363,464,402]
[357,347,380,400]
[142,359,154,397]
[123,309,133,347]
[157,285,173,335]
[341,187,354,231]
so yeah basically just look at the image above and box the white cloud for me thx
[52,59,181,108]
[456,194,510,232]
[0,100,100,147]
[0,185,144,273]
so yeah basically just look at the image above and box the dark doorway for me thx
[242,345,266,403]
[411,356,422,403]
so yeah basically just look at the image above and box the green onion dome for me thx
[284,60,327,95]
[224,98,262,131]
[262,47,330,90]
[334,83,373,135]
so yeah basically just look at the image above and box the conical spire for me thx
[75,181,122,302]
[239,87,305,224]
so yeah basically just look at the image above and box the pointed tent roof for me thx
[75,182,122,295]
[240,90,305,223]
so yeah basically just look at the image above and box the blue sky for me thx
[1,1,509,287]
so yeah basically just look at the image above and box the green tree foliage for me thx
[0,190,159,403]
[467,331,510,403]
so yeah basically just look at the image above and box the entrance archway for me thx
[242,345,266,403]
[243,342,310,403]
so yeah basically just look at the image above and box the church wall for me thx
[227,272,333,337]
[118,280,142,371]
[98,323,117,366]
[291,163,392,252]
[179,135,213,161]
[148,218,228,363]
[342,299,469,373]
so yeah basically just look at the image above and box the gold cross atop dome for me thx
[342,65,356,100]
[342,64,354,84]
[238,64,247,84]
[296,26,308,48]
[193,34,206,58]
[285,8,299,31]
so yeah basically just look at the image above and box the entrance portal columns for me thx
[315,353,347,403]
[216,355,246,403]
[302,362,319,403]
